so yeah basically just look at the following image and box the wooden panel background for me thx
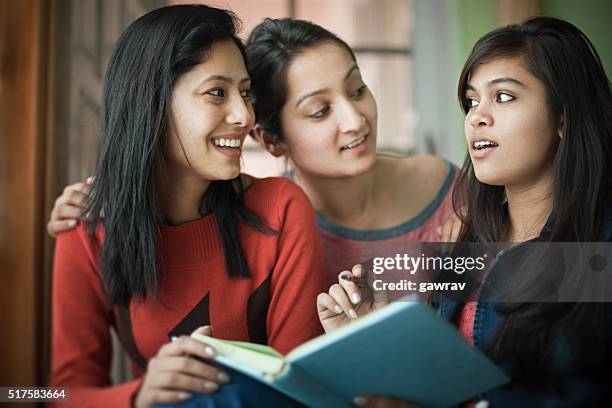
[0,0,49,393]
[1,0,164,394]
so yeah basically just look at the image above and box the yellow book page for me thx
[192,334,285,375]
[223,340,284,358]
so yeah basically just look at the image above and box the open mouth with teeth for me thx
[212,138,242,149]
[341,134,368,151]
[473,140,498,150]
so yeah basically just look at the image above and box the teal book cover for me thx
[194,299,510,407]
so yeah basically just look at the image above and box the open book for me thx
[192,299,509,408]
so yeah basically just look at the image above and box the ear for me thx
[251,124,286,157]
[557,116,564,139]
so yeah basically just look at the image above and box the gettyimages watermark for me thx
[351,242,612,303]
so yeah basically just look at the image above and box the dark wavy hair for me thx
[85,5,273,307]
[454,16,612,383]
[245,18,356,140]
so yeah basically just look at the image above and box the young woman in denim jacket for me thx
[319,16,612,408]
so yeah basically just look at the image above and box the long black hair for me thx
[245,18,356,140]
[454,16,612,383]
[85,5,273,307]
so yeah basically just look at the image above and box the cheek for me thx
[506,108,557,156]
[284,116,336,151]
[464,115,472,141]
[481,114,557,185]
[167,106,222,162]
[287,125,333,158]
[246,103,256,129]
[362,95,378,126]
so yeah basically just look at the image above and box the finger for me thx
[57,183,88,208]
[56,204,84,220]
[151,356,229,384]
[68,185,89,206]
[150,370,220,394]
[62,181,88,197]
[157,336,216,361]
[191,325,213,337]
[338,271,362,305]
[329,284,357,319]
[317,292,343,315]
[145,389,192,405]
[450,217,462,242]
[446,222,456,243]
[441,220,453,242]
[47,219,77,238]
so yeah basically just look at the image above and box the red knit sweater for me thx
[50,177,326,407]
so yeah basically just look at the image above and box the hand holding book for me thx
[136,325,228,408]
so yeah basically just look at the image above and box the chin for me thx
[343,159,375,177]
[473,167,506,187]
[211,167,241,181]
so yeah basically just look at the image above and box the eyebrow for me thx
[466,77,526,92]
[197,75,251,88]
[295,64,360,108]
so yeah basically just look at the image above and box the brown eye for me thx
[497,92,514,103]
[206,88,224,97]
[352,84,367,98]
[467,98,479,108]
[310,106,330,119]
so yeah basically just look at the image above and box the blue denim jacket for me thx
[437,212,612,407]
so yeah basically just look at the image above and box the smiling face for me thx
[464,56,561,188]
[166,39,254,182]
[278,41,378,179]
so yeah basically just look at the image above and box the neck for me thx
[292,162,378,226]
[157,166,211,226]
[504,171,554,242]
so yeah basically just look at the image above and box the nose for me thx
[225,92,252,127]
[468,104,493,128]
[337,99,365,134]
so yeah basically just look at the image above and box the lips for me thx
[340,133,369,151]
[469,137,499,159]
[473,140,498,150]
[210,134,245,158]
[211,137,243,148]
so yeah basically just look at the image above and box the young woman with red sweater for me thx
[49,5,325,407]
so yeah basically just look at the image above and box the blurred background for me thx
[1,0,611,396]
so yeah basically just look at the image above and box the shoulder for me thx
[55,222,102,255]
[244,175,307,201]
[243,176,314,226]
[53,222,104,284]
[377,154,455,194]
[400,154,452,180]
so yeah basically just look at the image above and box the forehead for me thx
[468,56,532,86]
[181,39,247,81]
[285,42,355,97]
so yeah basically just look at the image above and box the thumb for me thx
[192,325,213,337]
